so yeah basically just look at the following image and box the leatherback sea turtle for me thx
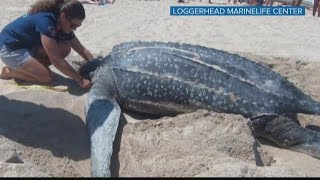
[79,41,320,177]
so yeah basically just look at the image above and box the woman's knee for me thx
[32,41,71,60]
[58,41,71,58]
[18,59,54,83]
[25,68,53,83]
[35,65,53,83]
[37,73,54,83]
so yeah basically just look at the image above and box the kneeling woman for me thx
[0,0,94,89]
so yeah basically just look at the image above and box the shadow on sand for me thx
[0,95,90,161]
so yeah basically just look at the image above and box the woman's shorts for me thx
[0,46,32,70]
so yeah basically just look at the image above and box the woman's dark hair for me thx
[29,0,85,20]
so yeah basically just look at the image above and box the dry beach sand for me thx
[1,0,320,177]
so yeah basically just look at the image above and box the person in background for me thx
[79,0,99,4]
[228,0,240,4]
[313,0,320,17]
[79,0,116,5]
[0,0,94,89]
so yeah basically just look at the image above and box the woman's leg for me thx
[1,66,36,81]
[22,41,71,82]
[1,57,53,83]
[0,47,53,82]
[1,41,71,83]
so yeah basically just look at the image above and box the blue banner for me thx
[170,6,305,16]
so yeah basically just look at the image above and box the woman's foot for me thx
[0,66,13,80]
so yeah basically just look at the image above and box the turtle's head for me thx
[79,57,104,81]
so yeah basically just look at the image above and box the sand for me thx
[0,0,320,177]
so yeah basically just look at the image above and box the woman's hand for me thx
[77,78,92,89]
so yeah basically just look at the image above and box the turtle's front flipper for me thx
[86,98,121,177]
[85,65,121,177]
[251,115,320,158]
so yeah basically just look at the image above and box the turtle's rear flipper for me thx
[251,115,320,159]
[290,142,320,158]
